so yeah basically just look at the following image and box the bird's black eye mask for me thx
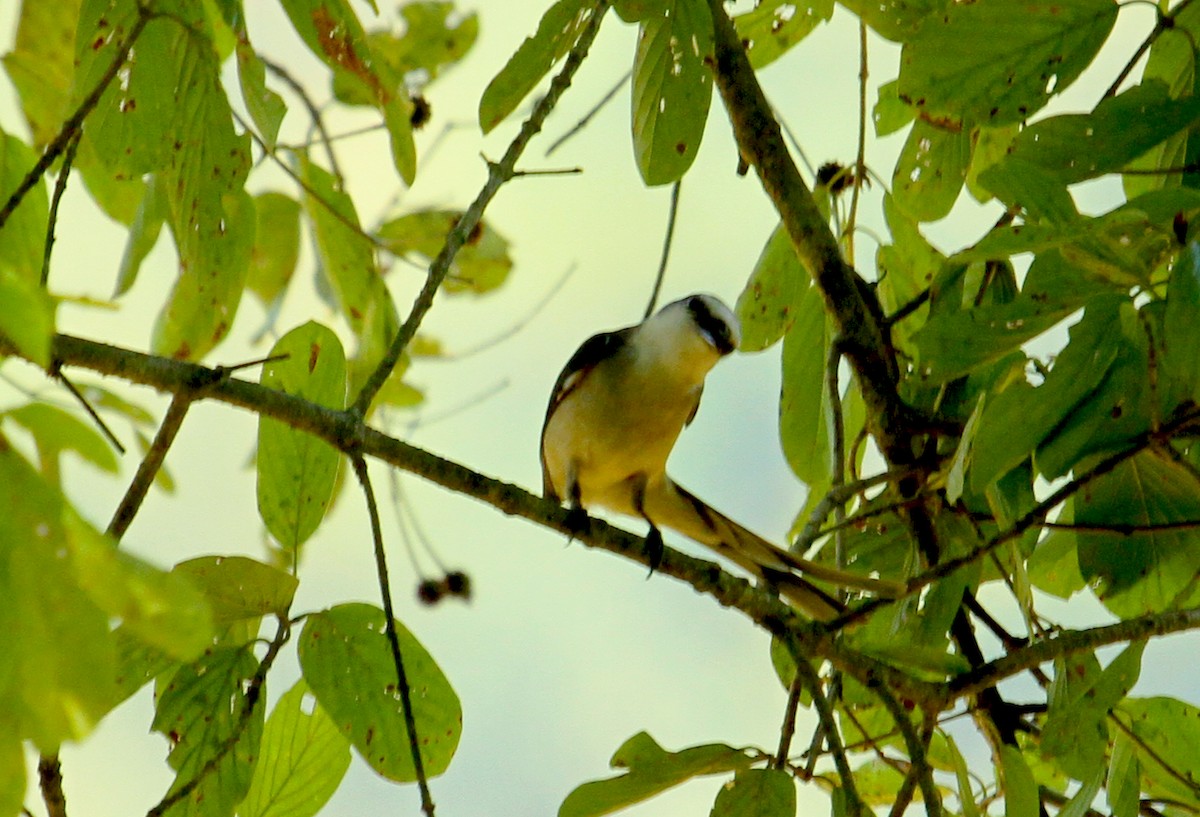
[686,297,737,356]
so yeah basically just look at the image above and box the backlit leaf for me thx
[257,322,346,551]
[298,604,461,781]
[560,732,755,817]
[898,0,1117,127]
[631,0,712,185]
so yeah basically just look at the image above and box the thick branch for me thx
[704,0,913,457]
[950,607,1200,700]
[6,331,943,707]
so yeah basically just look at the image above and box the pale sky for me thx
[3,2,1194,816]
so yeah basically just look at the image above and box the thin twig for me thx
[350,454,435,815]
[107,391,192,539]
[41,131,82,287]
[146,616,290,817]
[1102,0,1200,100]
[644,180,681,319]
[545,69,631,156]
[844,20,868,268]
[792,651,863,817]
[259,55,344,187]
[0,9,151,230]
[351,0,613,415]
[230,109,391,253]
[775,678,804,769]
[52,367,125,453]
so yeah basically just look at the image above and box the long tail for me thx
[644,479,902,619]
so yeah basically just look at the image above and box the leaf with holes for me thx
[298,604,461,781]
[631,0,712,185]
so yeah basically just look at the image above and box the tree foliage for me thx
[3,0,1200,816]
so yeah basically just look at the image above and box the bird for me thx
[539,293,900,620]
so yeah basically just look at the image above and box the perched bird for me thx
[540,293,898,620]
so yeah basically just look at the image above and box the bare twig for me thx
[546,69,631,156]
[350,454,435,815]
[792,651,863,817]
[53,367,125,454]
[844,20,868,268]
[259,55,344,187]
[37,754,67,817]
[41,131,82,287]
[107,391,192,539]
[351,0,613,415]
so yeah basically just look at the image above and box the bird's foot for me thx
[563,505,589,543]
[644,526,664,576]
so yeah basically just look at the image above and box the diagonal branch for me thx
[7,330,945,709]
[351,0,613,414]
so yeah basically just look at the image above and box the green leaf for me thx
[892,118,971,223]
[1164,242,1200,402]
[965,124,1019,203]
[0,732,23,817]
[1117,697,1200,806]
[1043,643,1144,779]
[257,322,346,551]
[711,768,795,817]
[333,3,478,103]
[838,0,947,42]
[999,745,1038,817]
[559,732,755,817]
[1059,767,1103,817]
[114,174,167,297]
[1075,451,1200,617]
[976,158,1077,225]
[631,0,712,185]
[1004,82,1200,185]
[279,0,416,182]
[298,603,461,781]
[947,736,981,817]
[0,264,55,367]
[66,517,213,662]
[295,153,399,390]
[734,0,833,70]
[0,439,118,749]
[153,647,263,817]
[897,0,1118,127]
[873,80,914,137]
[119,6,254,361]
[1107,731,1140,817]
[913,294,1076,382]
[779,284,830,486]
[1123,5,1200,198]
[1035,304,1152,479]
[969,297,1122,491]
[247,192,302,307]
[479,0,589,133]
[240,679,351,817]
[74,0,173,177]
[4,402,119,474]
[236,44,287,152]
[1026,504,1086,599]
[1,0,81,148]
[377,210,513,295]
[735,222,808,351]
[0,130,48,283]
[173,556,298,626]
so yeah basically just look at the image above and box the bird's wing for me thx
[649,480,904,600]
[540,328,633,500]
